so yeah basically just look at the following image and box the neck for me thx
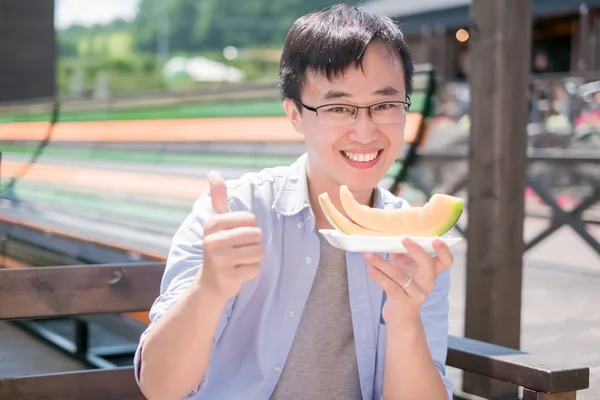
[306,161,376,229]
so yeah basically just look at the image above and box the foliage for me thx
[55,0,361,96]
[130,0,361,52]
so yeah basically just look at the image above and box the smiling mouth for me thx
[340,149,383,162]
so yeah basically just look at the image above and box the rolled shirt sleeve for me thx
[420,267,453,399]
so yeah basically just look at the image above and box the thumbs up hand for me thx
[198,171,264,301]
[208,170,230,215]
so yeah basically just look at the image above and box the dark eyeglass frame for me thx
[293,96,412,121]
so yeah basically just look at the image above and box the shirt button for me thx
[297,221,304,229]
[305,256,312,264]
[288,310,296,318]
[274,365,282,372]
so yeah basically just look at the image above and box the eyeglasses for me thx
[294,97,411,126]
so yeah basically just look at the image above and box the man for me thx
[135,4,454,399]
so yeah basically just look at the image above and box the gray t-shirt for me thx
[270,232,362,399]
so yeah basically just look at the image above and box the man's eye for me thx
[374,103,398,111]
[324,106,352,113]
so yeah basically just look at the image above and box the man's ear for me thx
[283,98,303,134]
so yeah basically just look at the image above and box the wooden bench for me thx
[0,262,590,399]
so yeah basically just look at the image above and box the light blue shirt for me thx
[134,153,453,399]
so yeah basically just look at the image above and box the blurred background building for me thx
[363,0,600,82]
[1,0,598,101]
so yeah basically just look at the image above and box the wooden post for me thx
[464,0,532,398]
[578,3,591,71]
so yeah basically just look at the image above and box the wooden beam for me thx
[0,367,145,400]
[464,0,532,398]
[0,263,165,319]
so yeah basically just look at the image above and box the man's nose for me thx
[348,109,379,144]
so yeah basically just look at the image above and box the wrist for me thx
[188,282,231,311]
[382,300,423,329]
[386,313,423,335]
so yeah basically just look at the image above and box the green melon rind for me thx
[318,195,350,234]
[432,199,464,236]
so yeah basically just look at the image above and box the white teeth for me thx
[343,151,379,162]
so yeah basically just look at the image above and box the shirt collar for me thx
[271,153,398,216]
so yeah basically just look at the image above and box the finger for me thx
[432,239,454,274]
[367,265,408,301]
[204,211,257,235]
[228,244,265,266]
[401,237,436,280]
[390,253,420,276]
[371,256,427,301]
[366,253,410,286]
[208,170,229,214]
[232,263,261,282]
[204,227,262,253]
[220,226,263,247]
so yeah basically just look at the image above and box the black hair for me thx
[277,3,414,104]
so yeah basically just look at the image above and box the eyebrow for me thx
[322,86,401,100]
[323,90,351,100]
[373,86,400,96]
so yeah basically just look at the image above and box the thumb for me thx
[208,170,229,214]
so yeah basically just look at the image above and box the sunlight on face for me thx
[284,40,407,197]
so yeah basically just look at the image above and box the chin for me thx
[334,169,386,193]
[339,176,382,192]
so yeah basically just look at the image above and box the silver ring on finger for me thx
[402,274,412,289]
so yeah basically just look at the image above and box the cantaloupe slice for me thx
[338,185,463,237]
[318,192,389,236]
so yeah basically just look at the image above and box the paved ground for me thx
[445,219,600,399]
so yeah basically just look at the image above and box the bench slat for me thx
[0,367,144,400]
[0,263,165,319]
[447,336,590,393]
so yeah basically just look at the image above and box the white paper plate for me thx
[318,229,463,254]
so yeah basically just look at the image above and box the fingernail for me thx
[208,170,221,184]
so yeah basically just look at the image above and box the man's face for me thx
[284,40,407,194]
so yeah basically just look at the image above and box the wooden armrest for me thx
[447,335,590,393]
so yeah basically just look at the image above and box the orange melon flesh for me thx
[318,192,390,236]
[338,185,464,237]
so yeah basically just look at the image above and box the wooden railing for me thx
[0,262,590,399]
[397,148,600,256]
